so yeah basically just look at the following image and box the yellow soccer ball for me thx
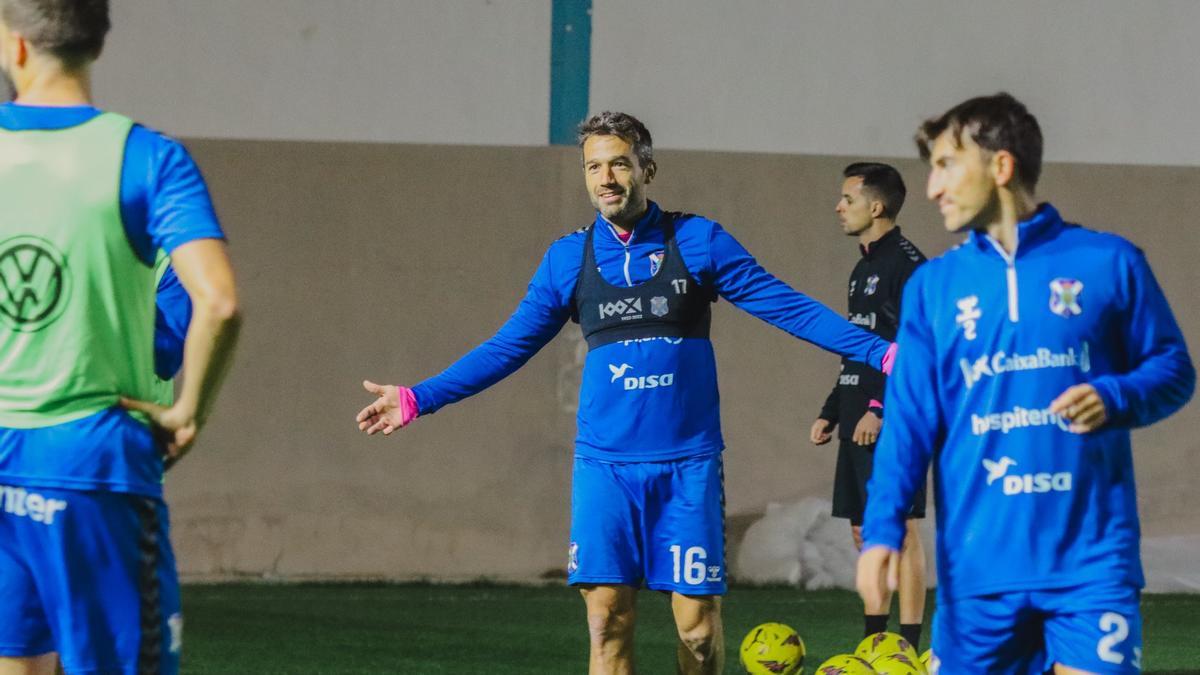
[871,652,925,674]
[814,653,876,674]
[919,649,936,673]
[739,622,806,675]
[855,632,920,665]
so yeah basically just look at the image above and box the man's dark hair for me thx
[577,111,654,168]
[843,162,906,219]
[915,92,1043,191]
[0,0,109,68]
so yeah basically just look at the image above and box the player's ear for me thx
[643,160,656,184]
[992,150,1017,189]
[870,199,886,219]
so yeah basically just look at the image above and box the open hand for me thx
[356,380,418,435]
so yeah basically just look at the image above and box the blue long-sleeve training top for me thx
[863,203,1194,601]
[412,201,891,462]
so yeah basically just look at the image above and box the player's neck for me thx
[13,67,93,107]
[857,220,895,248]
[602,204,649,237]
[983,190,1037,255]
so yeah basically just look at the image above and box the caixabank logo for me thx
[0,235,71,332]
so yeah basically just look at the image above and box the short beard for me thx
[962,190,1003,233]
[599,189,645,227]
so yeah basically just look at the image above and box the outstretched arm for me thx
[357,248,571,432]
[708,223,891,369]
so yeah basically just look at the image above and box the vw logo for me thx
[0,235,71,332]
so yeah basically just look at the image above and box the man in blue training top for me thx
[857,93,1194,674]
[0,1,242,673]
[357,111,896,675]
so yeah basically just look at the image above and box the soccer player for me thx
[857,93,1195,674]
[0,1,241,673]
[810,162,927,648]
[357,111,896,675]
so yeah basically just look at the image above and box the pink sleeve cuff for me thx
[398,386,420,427]
[868,399,884,411]
[881,342,898,375]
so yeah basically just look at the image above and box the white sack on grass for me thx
[737,498,1200,594]
[735,498,858,589]
[735,497,938,590]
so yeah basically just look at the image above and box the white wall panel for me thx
[79,1,1200,162]
[590,1,1200,166]
[95,0,552,144]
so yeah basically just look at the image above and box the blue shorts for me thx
[567,453,725,595]
[0,485,181,675]
[931,582,1142,674]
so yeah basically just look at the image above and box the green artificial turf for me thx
[179,583,1200,674]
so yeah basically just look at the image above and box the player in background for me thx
[810,162,927,649]
[0,1,241,673]
[857,93,1194,673]
[357,111,897,675]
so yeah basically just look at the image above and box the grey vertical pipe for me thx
[549,0,592,145]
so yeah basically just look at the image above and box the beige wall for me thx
[167,140,1199,579]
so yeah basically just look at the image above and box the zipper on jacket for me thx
[986,236,1020,322]
[605,221,636,287]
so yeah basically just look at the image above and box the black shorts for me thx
[832,438,926,526]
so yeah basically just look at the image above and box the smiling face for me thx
[925,130,1003,233]
[582,134,653,228]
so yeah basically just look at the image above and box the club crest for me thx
[864,274,880,296]
[650,295,669,317]
[1049,278,1083,317]
[649,250,665,276]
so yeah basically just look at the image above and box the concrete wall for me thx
[167,139,1200,579]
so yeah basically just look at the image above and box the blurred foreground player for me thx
[857,93,1194,674]
[0,1,241,673]
[357,111,896,675]
[810,162,927,648]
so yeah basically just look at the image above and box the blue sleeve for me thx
[121,125,226,265]
[410,247,571,415]
[707,222,890,369]
[154,264,192,380]
[1089,248,1195,428]
[862,267,943,550]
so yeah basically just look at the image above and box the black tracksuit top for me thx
[819,226,926,439]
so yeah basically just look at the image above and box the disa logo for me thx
[607,364,674,390]
[982,457,1072,495]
